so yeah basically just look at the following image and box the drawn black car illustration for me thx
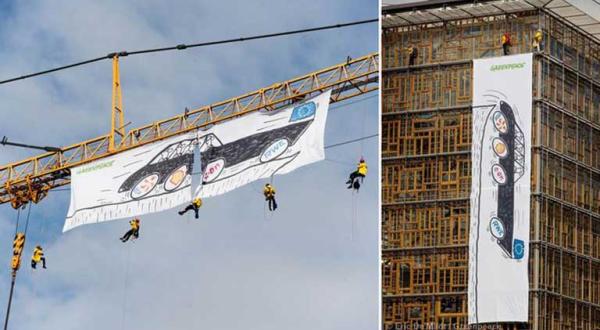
[118,139,195,199]
[198,101,317,184]
[488,101,525,259]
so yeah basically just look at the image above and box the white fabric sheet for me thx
[468,53,532,324]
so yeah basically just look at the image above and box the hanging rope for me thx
[350,189,357,241]
[324,158,354,167]
[351,106,367,242]
[257,182,269,221]
[29,209,42,288]
[38,211,48,237]
[246,181,268,221]
[359,103,368,158]
[268,175,275,220]
[263,198,268,221]
[120,242,132,330]
[353,190,359,241]
[23,204,32,235]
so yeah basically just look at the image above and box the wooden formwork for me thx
[382,11,539,68]
[382,155,471,204]
[382,202,469,250]
[382,8,600,330]
[382,110,472,158]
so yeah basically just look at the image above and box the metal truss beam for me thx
[0,53,379,207]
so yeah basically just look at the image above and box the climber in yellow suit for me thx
[532,29,543,52]
[347,158,368,191]
[31,245,46,269]
[502,32,512,56]
[179,197,202,219]
[120,218,140,242]
[263,183,278,211]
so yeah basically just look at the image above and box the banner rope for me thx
[120,242,132,330]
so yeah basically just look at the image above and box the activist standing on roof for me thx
[532,29,543,52]
[407,46,418,66]
[502,32,512,55]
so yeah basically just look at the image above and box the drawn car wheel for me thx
[131,173,160,199]
[260,138,289,163]
[203,159,224,183]
[164,165,189,191]
[491,164,507,185]
[489,217,505,240]
[492,137,508,158]
[493,111,508,133]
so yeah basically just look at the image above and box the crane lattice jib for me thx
[0,52,379,208]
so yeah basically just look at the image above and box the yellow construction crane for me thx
[0,52,379,209]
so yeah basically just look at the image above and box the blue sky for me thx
[0,1,378,329]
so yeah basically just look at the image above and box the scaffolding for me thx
[382,1,600,329]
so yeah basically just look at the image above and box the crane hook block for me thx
[10,255,20,271]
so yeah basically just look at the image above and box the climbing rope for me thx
[350,106,368,242]
[120,241,132,330]
[267,175,275,220]
[23,203,32,235]
[354,190,359,241]
[263,199,268,221]
[25,205,37,278]
[247,181,269,221]
[38,210,48,237]
[360,102,368,159]
[324,158,354,167]
[351,183,360,242]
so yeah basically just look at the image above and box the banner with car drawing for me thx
[194,90,331,198]
[468,54,532,324]
[64,133,196,232]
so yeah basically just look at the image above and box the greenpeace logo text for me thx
[490,62,525,71]
[76,160,115,174]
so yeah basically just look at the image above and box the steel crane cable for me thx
[10,203,32,239]
[12,208,21,237]
[0,18,377,85]
[3,203,32,330]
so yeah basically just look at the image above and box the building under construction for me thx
[382,0,600,329]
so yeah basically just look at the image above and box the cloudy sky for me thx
[0,1,378,329]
